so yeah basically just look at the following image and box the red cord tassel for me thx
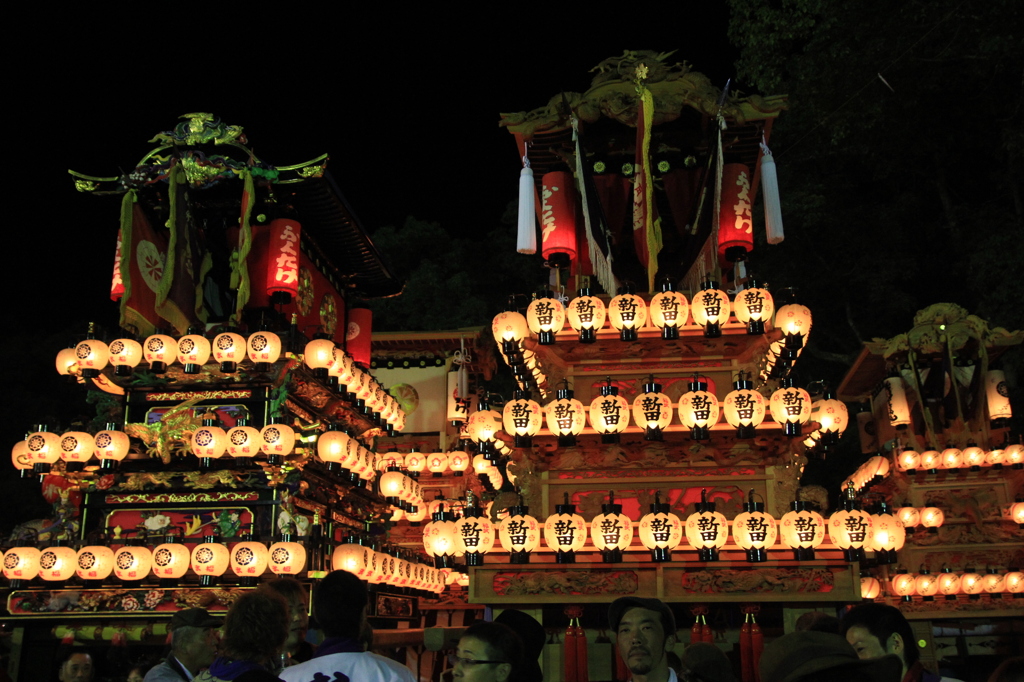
[740,614,753,682]
[614,645,629,682]
[565,620,579,682]
[751,614,764,682]
[701,615,713,643]
[575,620,589,682]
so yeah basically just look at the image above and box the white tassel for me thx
[517,164,537,254]
[760,141,784,245]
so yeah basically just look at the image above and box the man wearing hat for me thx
[759,631,903,682]
[144,608,222,682]
[608,597,678,682]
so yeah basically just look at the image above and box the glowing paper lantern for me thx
[589,381,630,442]
[891,568,916,601]
[423,507,459,569]
[828,483,873,562]
[723,375,766,439]
[527,291,566,345]
[1005,444,1024,469]
[686,489,728,561]
[678,378,720,441]
[2,547,40,583]
[774,301,812,359]
[260,420,295,463]
[491,310,529,356]
[961,569,984,597]
[454,503,494,566]
[869,503,905,565]
[55,345,78,376]
[882,377,912,428]
[607,285,648,342]
[25,428,61,473]
[317,427,349,471]
[107,338,144,376]
[191,537,229,585]
[986,370,1012,423]
[543,495,587,563]
[540,171,578,266]
[379,468,406,506]
[591,493,633,563]
[304,338,336,380]
[940,448,963,471]
[191,420,228,462]
[690,280,731,338]
[649,284,689,340]
[1004,570,1024,596]
[59,431,94,468]
[466,398,503,456]
[176,331,211,374]
[426,452,448,476]
[860,575,881,600]
[632,378,673,441]
[639,494,683,562]
[75,336,109,378]
[247,330,282,370]
[211,332,246,373]
[75,545,114,581]
[230,539,269,582]
[1011,497,1024,528]
[545,386,586,447]
[732,282,774,335]
[566,287,607,344]
[732,491,777,562]
[962,445,986,470]
[10,439,32,477]
[143,333,177,373]
[769,379,811,437]
[332,538,371,578]
[503,390,543,447]
[38,544,78,582]
[94,425,130,469]
[717,163,754,264]
[982,569,1005,595]
[151,538,191,580]
[920,450,941,471]
[268,537,306,576]
[920,507,944,533]
[498,504,540,563]
[448,450,470,476]
[113,544,152,582]
[779,501,825,560]
[405,450,426,477]
[938,568,961,600]
[897,449,921,473]
[226,420,261,461]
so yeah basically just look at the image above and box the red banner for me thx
[718,164,754,264]
[540,171,578,264]
[266,219,301,297]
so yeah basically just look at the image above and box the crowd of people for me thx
[47,578,1020,682]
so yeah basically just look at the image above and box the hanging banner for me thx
[266,219,301,298]
[717,163,754,265]
[111,229,125,301]
[540,171,578,265]
[633,84,663,292]
[347,308,373,367]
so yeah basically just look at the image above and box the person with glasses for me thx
[452,621,524,682]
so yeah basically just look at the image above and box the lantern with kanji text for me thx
[1005,570,1024,597]
[260,419,295,465]
[94,424,130,469]
[890,567,916,601]
[723,374,765,439]
[986,370,1012,424]
[690,279,730,338]
[685,489,728,561]
[591,492,633,563]
[211,331,246,373]
[230,531,269,586]
[649,281,689,340]
[38,541,78,582]
[247,330,282,372]
[59,431,94,471]
[540,171,577,267]
[143,332,177,374]
[961,568,984,598]
[191,418,227,467]
[191,536,229,586]
[75,325,109,379]
[225,419,260,464]
[608,284,647,342]
[2,547,40,586]
[424,505,459,569]
[107,337,143,376]
[113,541,152,582]
[678,377,720,441]
[527,290,565,345]
[732,490,777,562]
[639,493,683,562]
[268,535,306,576]
[455,496,494,566]
[176,329,211,374]
[1005,443,1024,469]
[544,493,587,563]
[546,385,586,447]
[499,503,540,563]
[717,163,754,264]
[151,535,191,582]
[882,377,912,428]
[503,390,543,447]
[920,507,944,533]
[779,500,825,561]
[896,448,921,473]
[26,426,61,474]
[828,483,873,562]
[982,568,1005,596]
[266,218,301,300]
[75,544,114,582]
[937,567,961,600]
[332,537,371,579]
[940,448,963,471]
[769,378,811,437]
[733,281,774,335]
[633,377,673,441]
[962,445,986,470]
[589,379,630,443]
[567,287,607,343]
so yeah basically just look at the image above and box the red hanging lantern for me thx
[540,171,577,267]
[717,163,754,265]
[266,218,301,300]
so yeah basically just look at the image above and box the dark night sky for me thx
[10,10,738,334]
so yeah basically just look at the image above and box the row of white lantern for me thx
[302,339,405,430]
[889,567,1024,600]
[373,449,473,477]
[418,488,900,565]
[331,540,448,593]
[2,536,308,584]
[880,372,1014,430]
[897,444,1024,472]
[497,282,812,345]
[462,379,848,447]
[57,328,285,379]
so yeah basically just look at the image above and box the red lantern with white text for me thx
[717,163,754,265]
[266,218,301,300]
[540,171,577,267]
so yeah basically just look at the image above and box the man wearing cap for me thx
[145,608,222,682]
[608,597,678,682]
[760,631,904,682]
[840,604,962,682]
[280,571,415,682]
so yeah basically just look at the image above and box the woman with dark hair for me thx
[265,578,313,664]
[194,589,289,682]
[453,621,525,682]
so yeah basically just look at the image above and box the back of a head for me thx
[794,611,840,635]
[314,570,368,638]
[463,621,524,676]
[839,603,917,667]
[760,631,902,682]
[223,588,289,664]
[266,576,306,602]
[681,643,737,682]
[988,656,1024,682]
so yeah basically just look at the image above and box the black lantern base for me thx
[619,328,638,342]
[602,548,623,563]
[876,549,898,565]
[8,580,24,590]
[100,459,118,471]
[268,455,282,466]
[453,471,464,477]
[784,422,803,437]
[234,457,256,469]
[922,595,935,602]
[944,594,957,601]
[555,551,576,564]
[254,362,271,373]
[18,468,33,478]
[219,361,237,373]
[151,361,168,374]
[327,376,339,390]
[514,435,533,448]
[843,548,867,563]
[697,548,719,562]
[198,575,217,587]
[538,331,555,345]
[355,477,367,489]
[737,425,756,439]
[901,595,913,602]
[691,426,709,441]
[65,462,84,473]
[662,326,679,340]
[746,548,768,563]
[509,551,531,564]
[434,555,455,569]
[650,547,671,562]
[557,435,577,447]
[644,427,663,442]
[747,320,765,335]
[183,363,202,374]
[579,328,596,344]
[703,323,721,339]
[200,457,213,470]
[114,365,134,377]
[239,577,260,587]
[81,368,100,379]
[792,547,815,561]
[601,434,621,444]
[33,463,51,475]
[465,553,484,567]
